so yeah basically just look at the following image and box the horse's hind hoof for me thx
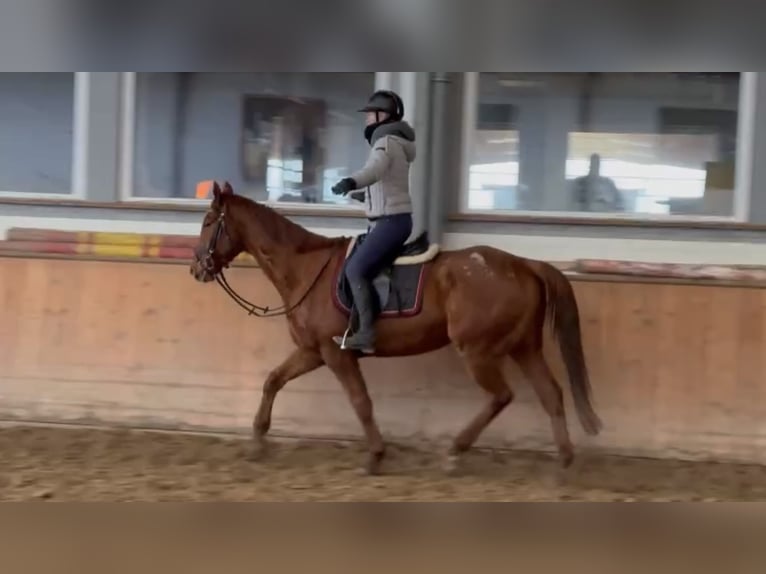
[559,447,575,469]
[248,438,270,462]
[443,454,462,477]
[247,449,267,463]
[361,452,385,476]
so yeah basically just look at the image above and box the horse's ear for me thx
[211,181,224,209]
[222,181,234,195]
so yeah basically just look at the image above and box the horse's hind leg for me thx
[513,348,574,468]
[446,355,513,474]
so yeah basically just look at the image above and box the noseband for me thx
[200,212,227,277]
[199,210,335,319]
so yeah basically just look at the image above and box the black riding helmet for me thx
[359,90,405,143]
[358,90,405,121]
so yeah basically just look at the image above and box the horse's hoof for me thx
[359,465,382,477]
[559,448,575,469]
[362,452,385,476]
[443,454,461,476]
[247,450,266,463]
[359,463,383,477]
[248,438,270,462]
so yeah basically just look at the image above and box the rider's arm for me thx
[350,144,391,189]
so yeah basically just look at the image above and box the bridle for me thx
[200,210,335,318]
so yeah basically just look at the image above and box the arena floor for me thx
[1,425,765,501]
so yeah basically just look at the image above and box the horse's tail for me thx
[529,260,602,436]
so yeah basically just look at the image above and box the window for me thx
[127,73,377,205]
[462,73,743,218]
[0,73,75,195]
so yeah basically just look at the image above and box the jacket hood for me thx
[370,121,416,162]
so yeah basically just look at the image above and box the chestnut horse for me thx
[190,182,601,475]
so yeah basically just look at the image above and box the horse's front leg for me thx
[251,348,324,460]
[320,344,386,475]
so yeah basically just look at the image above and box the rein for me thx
[215,255,333,318]
[204,211,336,318]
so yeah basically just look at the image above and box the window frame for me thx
[0,72,87,200]
[457,72,758,224]
[117,72,397,212]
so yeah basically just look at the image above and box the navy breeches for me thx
[345,213,413,284]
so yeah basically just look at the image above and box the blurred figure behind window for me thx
[573,153,624,212]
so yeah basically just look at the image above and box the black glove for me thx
[332,177,356,196]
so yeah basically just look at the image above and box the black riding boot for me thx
[336,280,376,354]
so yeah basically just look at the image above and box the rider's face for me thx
[366,111,389,126]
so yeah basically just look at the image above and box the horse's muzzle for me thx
[190,257,216,283]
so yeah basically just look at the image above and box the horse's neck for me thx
[247,239,340,307]
[233,203,341,301]
[237,200,329,252]
[240,228,289,291]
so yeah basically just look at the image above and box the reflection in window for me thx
[467,103,521,210]
[0,73,75,194]
[243,94,321,203]
[466,73,741,217]
[567,133,724,215]
[132,73,376,204]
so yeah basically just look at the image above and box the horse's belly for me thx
[374,308,450,357]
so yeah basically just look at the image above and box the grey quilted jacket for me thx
[350,121,416,219]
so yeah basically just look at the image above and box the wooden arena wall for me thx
[2,229,766,464]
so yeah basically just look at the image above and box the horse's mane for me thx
[227,194,347,254]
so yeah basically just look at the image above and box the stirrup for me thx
[334,326,375,354]
[332,325,354,350]
[338,326,353,350]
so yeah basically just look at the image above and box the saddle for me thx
[344,230,438,264]
[333,231,440,321]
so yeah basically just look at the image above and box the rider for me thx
[331,90,416,353]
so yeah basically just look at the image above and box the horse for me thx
[190,181,602,476]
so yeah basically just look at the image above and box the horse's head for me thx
[190,181,245,282]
